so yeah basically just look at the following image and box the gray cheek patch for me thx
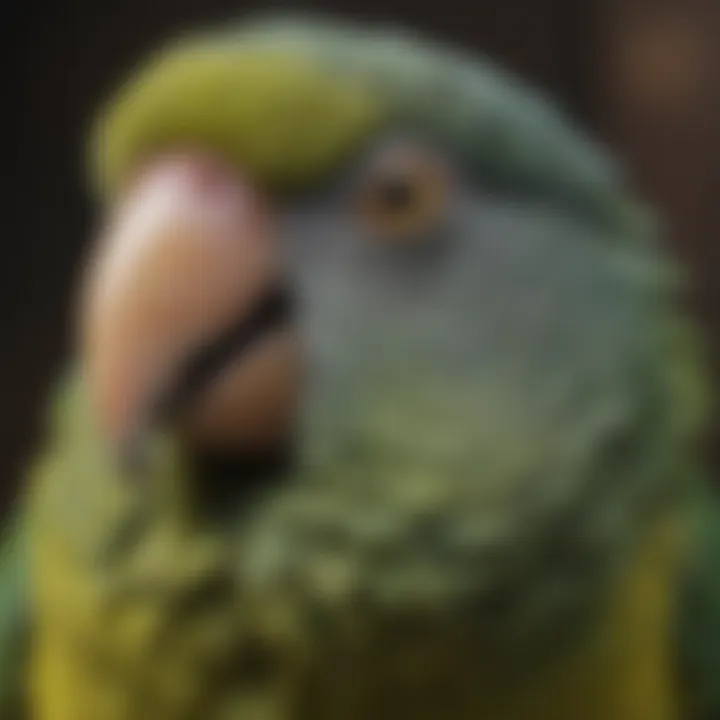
[276,197,658,394]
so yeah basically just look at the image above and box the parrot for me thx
[0,12,718,720]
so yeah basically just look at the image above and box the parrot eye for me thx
[355,141,451,242]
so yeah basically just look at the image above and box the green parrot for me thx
[1,13,718,720]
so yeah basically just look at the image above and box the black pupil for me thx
[374,174,417,213]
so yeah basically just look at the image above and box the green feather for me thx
[681,482,720,719]
[0,510,28,719]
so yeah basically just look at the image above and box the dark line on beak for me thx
[155,283,294,422]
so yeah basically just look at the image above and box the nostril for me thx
[180,154,248,203]
[187,155,234,190]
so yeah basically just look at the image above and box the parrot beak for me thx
[79,153,300,467]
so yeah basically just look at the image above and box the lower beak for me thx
[80,153,299,462]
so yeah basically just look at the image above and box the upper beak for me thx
[79,153,299,462]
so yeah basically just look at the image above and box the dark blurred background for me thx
[6,0,719,511]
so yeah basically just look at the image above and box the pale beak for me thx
[79,153,299,464]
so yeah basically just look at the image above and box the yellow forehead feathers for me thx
[91,42,384,197]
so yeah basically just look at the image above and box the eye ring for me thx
[354,140,451,242]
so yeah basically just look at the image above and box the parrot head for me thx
[75,15,707,653]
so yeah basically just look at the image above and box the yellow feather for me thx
[90,42,383,198]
